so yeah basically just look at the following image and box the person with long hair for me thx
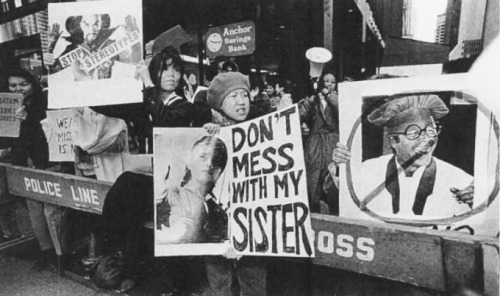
[5,68,68,271]
[143,46,206,128]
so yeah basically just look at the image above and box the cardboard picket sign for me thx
[337,73,499,237]
[48,0,143,109]
[154,106,315,257]
[43,109,75,162]
[0,93,23,138]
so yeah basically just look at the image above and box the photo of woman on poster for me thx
[156,135,228,244]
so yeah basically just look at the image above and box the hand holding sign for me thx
[223,242,243,260]
[332,142,351,165]
[451,182,474,208]
[203,123,221,136]
[135,60,154,87]
[15,106,27,121]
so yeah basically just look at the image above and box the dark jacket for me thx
[151,96,207,128]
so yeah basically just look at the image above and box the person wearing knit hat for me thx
[202,71,267,296]
[332,93,474,218]
[206,72,251,126]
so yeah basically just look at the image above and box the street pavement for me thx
[0,251,110,296]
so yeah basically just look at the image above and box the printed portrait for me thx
[153,128,232,256]
[338,74,498,235]
[47,0,143,108]
[358,92,476,219]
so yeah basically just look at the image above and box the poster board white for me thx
[48,0,143,109]
[44,109,75,162]
[337,73,498,236]
[0,93,22,138]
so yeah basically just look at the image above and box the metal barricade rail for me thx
[1,163,498,295]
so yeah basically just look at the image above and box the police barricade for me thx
[0,163,498,295]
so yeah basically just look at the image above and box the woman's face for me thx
[265,85,275,96]
[8,76,33,98]
[323,73,336,93]
[220,89,250,123]
[159,58,181,92]
[187,141,222,185]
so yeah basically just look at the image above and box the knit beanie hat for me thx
[207,72,250,110]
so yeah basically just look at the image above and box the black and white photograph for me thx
[0,0,498,295]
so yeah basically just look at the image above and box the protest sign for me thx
[0,93,22,138]
[205,21,256,58]
[44,109,75,162]
[154,106,315,257]
[337,73,499,236]
[48,0,143,109]
[228,106,314,257]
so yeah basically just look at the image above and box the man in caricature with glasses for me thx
[332,94,474,218]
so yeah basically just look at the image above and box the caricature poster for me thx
[337,73,499,236]
[48,0,143,109]
[154,106,315,257]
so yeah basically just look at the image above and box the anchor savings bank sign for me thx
[205,21,256,58]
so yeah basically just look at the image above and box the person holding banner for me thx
[5,68,68,271]
[332,94,474,217]
[203,71,267,296]
[299,73,339,214]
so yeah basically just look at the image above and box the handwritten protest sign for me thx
[229,106,314,257]
[154,106,314,257]
[0,93,22,138]
[337,74,498,237]
[44,109,75,162]
[48,0,143,108]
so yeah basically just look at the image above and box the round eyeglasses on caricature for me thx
[388,123,441,141]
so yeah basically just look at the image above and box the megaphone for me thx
[305,47,332,78]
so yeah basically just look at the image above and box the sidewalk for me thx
[0,230,341,296]
[0,243,110,296]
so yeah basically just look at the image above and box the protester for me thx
[91,46,208,154]
[140,46,207,128]
[264,82,276,99]
[249,79,272,118]
[5,68,68,271]
[271,78,293,111]
[299,72,339,214]
[331,94,474,217]
[156,136,228,244]
[203,71,267,296]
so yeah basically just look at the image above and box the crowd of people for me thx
[0,40,478,295]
